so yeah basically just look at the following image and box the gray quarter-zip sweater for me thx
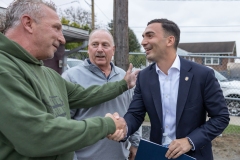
[62,59,141,160]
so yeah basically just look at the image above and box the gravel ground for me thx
[212,134,240,160]
[142,116,240,160]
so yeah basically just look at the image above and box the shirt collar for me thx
[87,58,113,70]
[155,55,180,74]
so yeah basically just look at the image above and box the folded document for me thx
[135,139,196,160]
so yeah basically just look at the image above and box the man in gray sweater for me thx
[62,29,141,160]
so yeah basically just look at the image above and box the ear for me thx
[87,45,90,55]
[112,46,115,56]
[21,14,34,34]
[166,36,175,47]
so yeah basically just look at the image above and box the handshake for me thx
[105,112,127,141]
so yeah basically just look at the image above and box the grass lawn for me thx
[223,124,240,134]
[145,114,240,134]
[144,113,150,122]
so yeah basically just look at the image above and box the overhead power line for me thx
[180,25,240,28]
[57,0,79,7]
[134,30,240,33]
[84,0,111,22]
[0,0,8,5]
[146,0,240,1]
[94,2,111,21]
[130,25,240,28]
[182,31,240,33]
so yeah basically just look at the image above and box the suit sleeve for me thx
[187,69,230,150]
[124,71,146,138]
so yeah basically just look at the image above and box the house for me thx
[0,1,6,13]
[0,7,5,14]
[178,41,237,72]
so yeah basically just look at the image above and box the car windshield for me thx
[213,70,228,82]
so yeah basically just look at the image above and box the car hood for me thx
[220,80,240,89]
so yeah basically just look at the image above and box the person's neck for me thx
[99,65,112,77]
[156,53,177,75]
[5,29,37,58]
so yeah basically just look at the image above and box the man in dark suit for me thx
[116,19,229,160]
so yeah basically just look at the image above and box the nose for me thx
[58,32,66,45]
[96,45,104,52]
[141,37,147,47]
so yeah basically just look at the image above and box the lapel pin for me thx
[185,77,189,81]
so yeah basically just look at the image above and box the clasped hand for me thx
[105,112,127,141]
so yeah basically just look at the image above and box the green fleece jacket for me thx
[0,33,128,160]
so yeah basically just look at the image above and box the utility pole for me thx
[113,0,129,71]
[91,0,95,30]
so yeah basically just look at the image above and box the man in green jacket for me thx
[0,0,137,159]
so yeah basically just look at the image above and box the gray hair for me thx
[1,0,56,33]
[89,29,115,46]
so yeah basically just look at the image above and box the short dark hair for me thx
[147,19,180,49]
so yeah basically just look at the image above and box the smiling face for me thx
[141,23,168,62]
[31,5,65,60]
[88,30,115,68]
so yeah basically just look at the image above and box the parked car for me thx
[67,58,84,69]
[209,67,240,116]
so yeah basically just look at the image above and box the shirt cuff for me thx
[186,137,195,151]
[125,125,128,138]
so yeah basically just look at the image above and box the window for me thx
[205,57,219,65]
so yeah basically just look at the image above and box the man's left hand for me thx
[165,138,192,159]
[124,63,140,89]
[128,145,138,160]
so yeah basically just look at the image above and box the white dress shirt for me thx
[156,55,180,144]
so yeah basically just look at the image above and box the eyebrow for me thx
[53,23,62,30]
[91,41,111,44]
[142,31,154,37]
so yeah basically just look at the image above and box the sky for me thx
[1,0,240,54]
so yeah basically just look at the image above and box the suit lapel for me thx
[176,58,193,128]
[149,64,163,126]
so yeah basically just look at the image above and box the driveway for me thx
[229,116,240,126]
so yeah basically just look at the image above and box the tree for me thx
[58,6,97,30]
[128,28,146,68]
[61,17,70,25]
[128,27,141,52]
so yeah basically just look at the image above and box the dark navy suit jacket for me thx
[124,57,229,160]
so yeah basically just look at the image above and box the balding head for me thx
[89,29,115,46]
[87,28,115,71]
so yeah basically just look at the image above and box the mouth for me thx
[53,44,59,49]
[144,48,152,54]
[96,55,105,58]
